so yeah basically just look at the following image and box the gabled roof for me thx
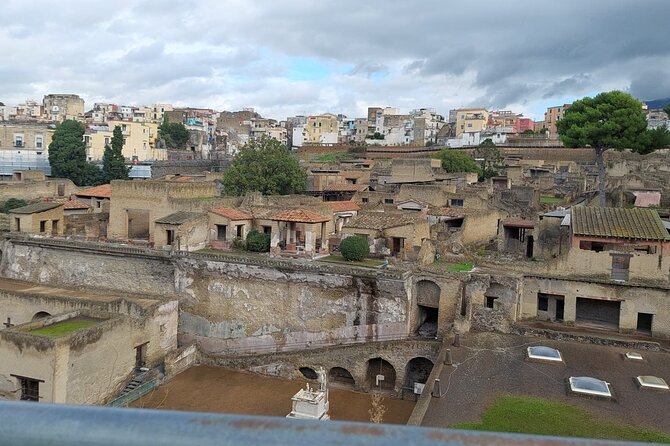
[155,211,205,225]
[76,184,112,198]
[571,207,670,241]
[62,198,90,210]
[271,209,331,223]
[209,207,252,221]
[9,202,62,214]
[327,201,361,212]
[343,212,424,231]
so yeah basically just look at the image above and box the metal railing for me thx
[0,401,635,446]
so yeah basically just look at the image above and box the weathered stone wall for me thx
[0,179,77,202]
[201,339,441,394]
[64,212,108,238]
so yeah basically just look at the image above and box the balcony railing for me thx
[0,401,629,446]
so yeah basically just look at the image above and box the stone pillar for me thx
[564,294,576,326]
[305,229,315,253]
[321,222,329,251]
[270,221,281,248]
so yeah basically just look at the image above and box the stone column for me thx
[564,294,577,326]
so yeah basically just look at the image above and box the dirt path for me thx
[132,366,414,425]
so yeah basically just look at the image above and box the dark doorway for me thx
[404,357,434,391]
[166,229,175,246]
[556,299,565,321]
[328,367,355,389]
[637,313,653,335]
[135,342,148,369]
[576,297,620,330]
[366,358,396,391]
[217,224,227,241]
[51,220,59,235]
[391,237,404,256]
[299,367,317,380]
[526,235,534,258]
[415,305,438,337]
[32,311,51,321]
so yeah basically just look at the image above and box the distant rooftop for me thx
[571,207,670,241]
[9,202,61,214]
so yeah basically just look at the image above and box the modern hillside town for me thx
[1,1,670,445]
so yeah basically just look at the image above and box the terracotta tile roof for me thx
[62,198,90,210]
[571,207,670,241]
[76,184,112,198]
[327,201,361,212]
[271,209,331,223]
[209,207,252,221]
[502,218,535,229]
[343,211,424,231]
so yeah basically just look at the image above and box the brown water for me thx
[132,366,414,425]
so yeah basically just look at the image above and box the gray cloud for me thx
[0,0,669,119]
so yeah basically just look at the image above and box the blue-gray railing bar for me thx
[0,401,645,446]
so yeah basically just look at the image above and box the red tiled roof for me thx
[76,184,112,198]
[327,201,361,212]
[62,198,90,210]
[209,207,252,221]
[271,209,331,223]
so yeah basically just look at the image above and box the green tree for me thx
[223,135,307,196]
[159,117,190,149]
[48,119,102,186]
[473,139,502,181]
[339,236,370,261]
[638,127,670,155]
[102,125,130,182]
[557,91,648,206]
[437,150,481,174]
[1,198,27,213]
[246,230,270,252]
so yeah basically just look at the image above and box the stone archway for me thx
[404,357,434,390]
[366,358,396,391]
[299,367,318,380]
[328,367,355,389]
[32,311,51,321]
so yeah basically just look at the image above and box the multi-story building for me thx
[0,122,53,153]
[84,120,164,162]
[454,108,489,136]
[544,104,571,138]
[151,103,173,123]
[411,108,445,146]
[301,114,339,145]
[646,109,669,130]
[515,117,535,133]
[43,94,84,122]
[7,100,44,121]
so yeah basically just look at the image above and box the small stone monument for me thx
[286,367,330,420]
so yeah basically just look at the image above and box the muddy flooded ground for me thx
[132,366,415,425]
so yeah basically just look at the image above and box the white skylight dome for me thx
[636,376,669,391]
[569,377,612,398]
[527,346,563,362]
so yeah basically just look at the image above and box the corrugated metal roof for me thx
[571,207,670,241]
[155,211,205,225]
[9,202,62,214]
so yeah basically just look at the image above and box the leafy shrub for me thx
[232,237,246,250]
[246,230,270,252]
[1,198,27,213]
[339,236,370,261]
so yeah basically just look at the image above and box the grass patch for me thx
[317,255,385,268]
[314,152,354,163]
[29,319,98,338]
[454,396,670,443]
[539,196,563,204]
[446,262,473,272]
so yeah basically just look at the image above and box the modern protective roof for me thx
[327,201,361,212]
[9,202,62,214]
[636,376,669,390]
[271,209,331,223]
[502,218,535,229]
[209,207,253,221]
[155,211,205,225]
[527,346,563,362]
[571,207,670,241]
[569,376,612,398]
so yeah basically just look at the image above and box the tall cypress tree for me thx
[102,125,130,182]
[49,119,102,186]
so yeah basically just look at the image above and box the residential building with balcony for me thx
[43,94,84,122]
[84,121,164,162]
[454,108,489,136]
[544,104,571,138]
[0,122,53,153]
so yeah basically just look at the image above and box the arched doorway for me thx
[405,357,434,391]
[299,367,318,380]
[328,367,355,389]
[366,358,396,391]
[415,280,440,337]
[32,311,51,321]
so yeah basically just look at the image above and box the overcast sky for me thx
[1,0,669,121]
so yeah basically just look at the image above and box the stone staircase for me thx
[120,370,148,395]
